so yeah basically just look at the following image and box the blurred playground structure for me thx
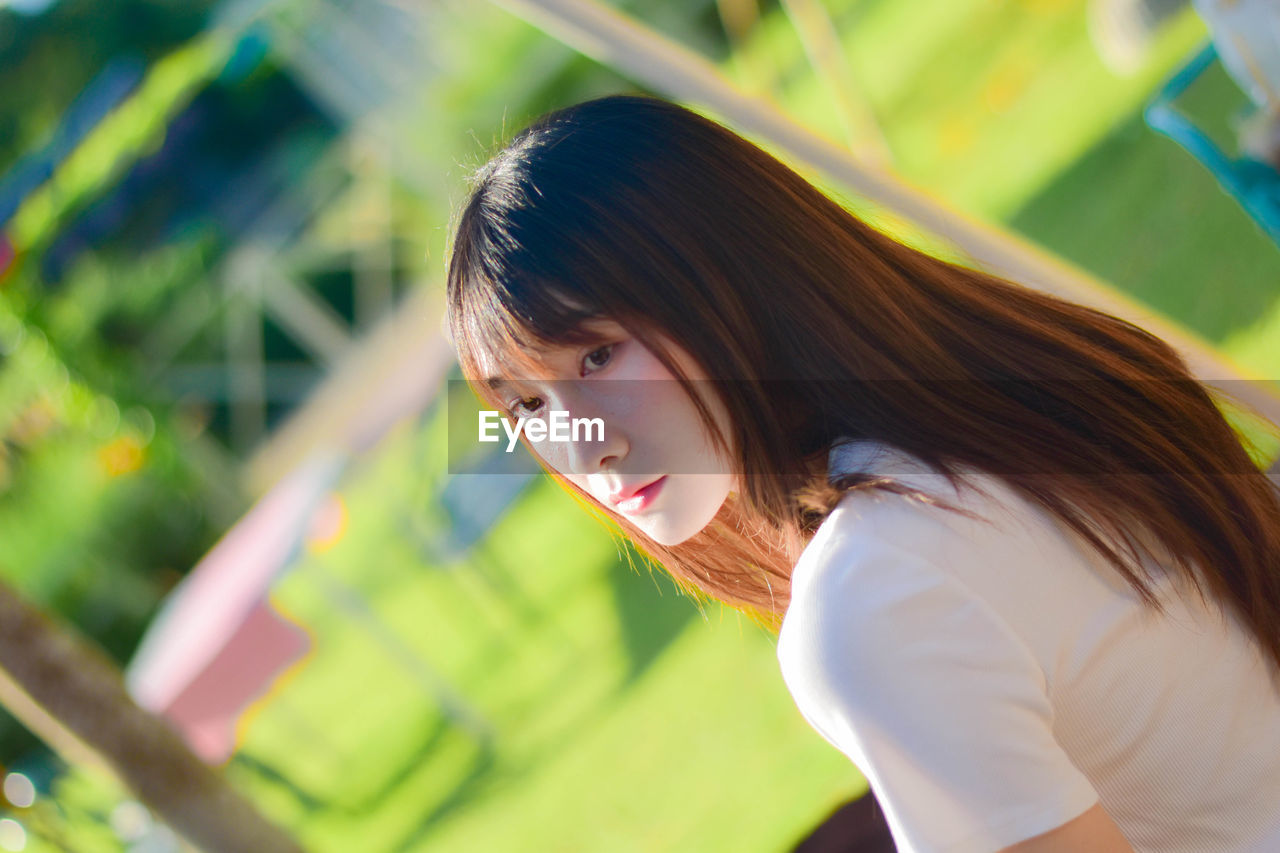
[1146,41,1280,246]
[2,0,1280,850]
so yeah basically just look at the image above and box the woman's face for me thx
[478,318,738,546]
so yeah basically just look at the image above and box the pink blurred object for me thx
[126,452,346,762]
[160,599,311,763]
[0,232,14,280]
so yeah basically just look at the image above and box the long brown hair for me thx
[444,93,1280,672]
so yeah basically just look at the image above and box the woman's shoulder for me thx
[776,445,1108,853]
[791,437,1029,603]
[781,440,1023,663]
[778,437,1158,703]
[774,449,1071,798]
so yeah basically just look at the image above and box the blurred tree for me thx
[0,574,303,853]
[0,0,219,167]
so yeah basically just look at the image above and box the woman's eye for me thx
[583,344,615,374]
[510,396,543,417]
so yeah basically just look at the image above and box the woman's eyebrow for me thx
[481,333,601,388]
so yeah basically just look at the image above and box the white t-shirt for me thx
[776,438,1280,852]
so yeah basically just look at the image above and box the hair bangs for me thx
[450,262,609,395]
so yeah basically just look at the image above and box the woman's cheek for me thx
[527,434,568,473]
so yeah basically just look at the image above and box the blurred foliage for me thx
[0,281,228,762]
[8,35,232,256]
[0,0,218,167]
[0,0,237,772]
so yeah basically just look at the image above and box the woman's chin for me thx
[636,516,698,548]
[614,475,735,546]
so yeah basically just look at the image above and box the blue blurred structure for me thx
[432,446,543,561]
[0,54,145,227]
[1145,41,1280,247]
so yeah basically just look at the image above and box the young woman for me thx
[444,93,1280,852]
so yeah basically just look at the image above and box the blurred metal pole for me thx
[350,133,397,330]
[715,0,782,101]
[261,269,354,367]
[489,0,1280,428]
[225,249,268,454]
[779,0,895,168]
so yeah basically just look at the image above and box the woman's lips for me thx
[614,476,666,514]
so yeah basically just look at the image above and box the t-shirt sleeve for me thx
[778,533,1099,853]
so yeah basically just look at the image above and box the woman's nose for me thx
[563,411,627,475]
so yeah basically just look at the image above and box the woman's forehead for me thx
[468,315,641,385]
[473,337,574,385]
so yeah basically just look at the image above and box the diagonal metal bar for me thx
[779,0,894,168]
[261,269,355,368]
